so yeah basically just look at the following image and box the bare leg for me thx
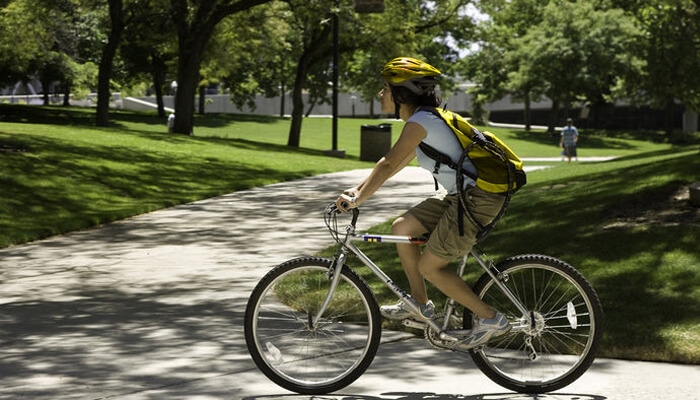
[418,248,496,319]
[392,214,429,305]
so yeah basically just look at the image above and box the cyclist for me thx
[335,57,510,347]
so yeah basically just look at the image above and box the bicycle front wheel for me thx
[244,257,381,394]
[469,254,603,394]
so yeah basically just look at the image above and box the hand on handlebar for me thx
[335,193,358,213]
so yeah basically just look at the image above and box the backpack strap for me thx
[418,141,478,181]
[418,142,452,190]
[419,141,482,236]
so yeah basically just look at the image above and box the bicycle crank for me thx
[402,318,426,330]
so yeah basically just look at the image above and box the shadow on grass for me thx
[0,104,96,125]
[0,104,282,130]
[0,129,319,247]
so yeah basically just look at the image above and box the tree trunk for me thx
[547,99,560,134]
[96,0,124,127]
[62,81,71,106]
[305,97,316,117]
[279,61,286,118]
[172,32,203,135]
[286,22,331,147]
[151,54,166,118]
[664,99,675,141]
[41,78,50,106]
[524,93,531,131]
[154,82,165,119]
[288,59,307,147]
[198,84,206,115]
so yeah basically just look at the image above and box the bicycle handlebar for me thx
[327,203,360,226]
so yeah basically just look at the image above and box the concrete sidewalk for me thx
[0,167,697,400]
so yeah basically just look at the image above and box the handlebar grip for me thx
[350,207,360,224]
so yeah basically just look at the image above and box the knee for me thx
[392,213,425,236]
[392,216,409,235]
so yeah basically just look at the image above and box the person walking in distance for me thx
[335,57,511,348]
[560,118,579,163]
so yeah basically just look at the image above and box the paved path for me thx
[0,167,697,400]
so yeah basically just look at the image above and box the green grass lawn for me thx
[1,104,698,364]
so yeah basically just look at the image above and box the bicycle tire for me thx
[468,254,603,394]
[244,257,382,394]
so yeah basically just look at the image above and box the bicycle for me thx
[244,204,603,395]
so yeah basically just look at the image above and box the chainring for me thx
[424,314,466,351]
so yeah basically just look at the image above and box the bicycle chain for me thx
[423,316,474,353]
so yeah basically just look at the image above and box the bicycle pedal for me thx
[402,318,426,330]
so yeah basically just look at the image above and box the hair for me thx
[390,85,441,108]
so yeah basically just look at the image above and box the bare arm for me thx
[337,122,426,210]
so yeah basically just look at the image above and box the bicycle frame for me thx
[317,208,531,340]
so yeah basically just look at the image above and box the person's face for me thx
[379,83,394,113]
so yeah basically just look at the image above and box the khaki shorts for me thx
[406,187,506,260]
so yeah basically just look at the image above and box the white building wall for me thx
[124,91,551,117]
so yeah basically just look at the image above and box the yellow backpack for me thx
[419,106,526,194]
[418,106,527,238]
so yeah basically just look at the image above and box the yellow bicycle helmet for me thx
[381,57,441,95]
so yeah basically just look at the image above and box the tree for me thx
[120,0,177,118]
[36,0,103,105]
[468,0,642,131]
[631,0,700,138]
[95,0,126,127]
[277,0,335,147]
[344,0,475,107]
[0,0,102,104]
[466,0,545,128]
[517,2,641,131]
[169,0,273,135]
[284,0,475,148]
[203,3,294,114]
[0,1,52,88]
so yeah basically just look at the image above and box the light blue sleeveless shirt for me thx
[409,109,477,195]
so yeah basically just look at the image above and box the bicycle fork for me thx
[309,250,348,329]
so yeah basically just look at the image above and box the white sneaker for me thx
[457,312,511,349]
[380,299,435,320]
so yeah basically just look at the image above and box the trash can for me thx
[360,124,392,162]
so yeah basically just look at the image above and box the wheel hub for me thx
[522,311,546,336]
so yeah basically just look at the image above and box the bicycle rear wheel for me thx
[469,254,603,394]
[244,257,381,394]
